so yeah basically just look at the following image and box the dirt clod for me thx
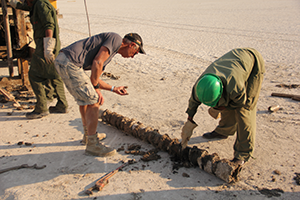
[273,170,281,175]
[141,149,161,162]
[128,144,141,150]
[117,146,124,152]
[258,188,284,198]
[125,150,145,155]
[294,173,300,185]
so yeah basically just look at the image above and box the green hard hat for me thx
[195,73,223,107]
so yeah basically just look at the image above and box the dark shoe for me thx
[26,111,49,119]
[202,131,228,139]
[231,158,245,166]
[49,106,68,113]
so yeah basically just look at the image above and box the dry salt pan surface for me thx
[1,0,300,199]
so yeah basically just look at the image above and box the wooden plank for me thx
[19,58,30,87]
[0,46,7,50]
[0,88,21,107]
[0,6,13,15]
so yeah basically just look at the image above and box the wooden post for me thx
[1,0,14,77]
[271,93,300,102]
[271,93,300,99]
[14,9,30,87]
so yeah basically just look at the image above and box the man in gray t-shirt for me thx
[54,32,145,157]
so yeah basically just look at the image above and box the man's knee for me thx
[87,103,101,109]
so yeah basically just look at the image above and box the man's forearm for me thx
[98,79,113,91]
[90,61,103,86]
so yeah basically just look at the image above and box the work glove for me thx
[208,107,221,119]
[9,0,19,9]
[181,120,198,149]
[43,37,56,64]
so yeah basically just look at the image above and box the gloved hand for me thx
[181,120,198,149]
[9,0,19,9]
[43,37,56,64]
[208,107,221,119]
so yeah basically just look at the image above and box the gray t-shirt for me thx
[61,32,122,70]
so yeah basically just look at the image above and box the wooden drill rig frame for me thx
[0,0,30,88]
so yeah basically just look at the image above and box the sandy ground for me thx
[1,0,300,199]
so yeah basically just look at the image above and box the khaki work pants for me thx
[215,105,257,161]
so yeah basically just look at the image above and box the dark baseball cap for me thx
[124,33,146,54]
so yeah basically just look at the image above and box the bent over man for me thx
[181,48,265,165]
[54,32,145,157]
[10,0,68,119]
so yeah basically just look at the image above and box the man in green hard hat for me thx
[181,48,265,165]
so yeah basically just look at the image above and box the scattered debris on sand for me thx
[102,72,120,80]
[275,83,300,89]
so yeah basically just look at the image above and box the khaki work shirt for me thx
[186,48,265,118]
[16,0,60,58]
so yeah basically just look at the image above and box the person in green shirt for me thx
[181,48,265,165]
[9,0,68,119]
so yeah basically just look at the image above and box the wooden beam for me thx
[0,88,21,107]
[271,93,300,102]
[1,0,14,77]
[14,9,30,87]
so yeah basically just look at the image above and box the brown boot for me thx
[85,134,116,157]
[81,126,106,145]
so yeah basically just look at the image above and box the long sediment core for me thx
[99,109,242,183]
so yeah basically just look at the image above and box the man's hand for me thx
[43,37,56,64]
[95,89,104,105]
[113,86,128,95]
[181,120,198,149]
[9,0,19,9]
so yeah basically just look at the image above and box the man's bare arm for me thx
[90,46,110,86]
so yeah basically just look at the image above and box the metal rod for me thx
[84,0,91,37]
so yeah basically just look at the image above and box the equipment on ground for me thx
[0,164,46,174]
[84,160,135,195]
